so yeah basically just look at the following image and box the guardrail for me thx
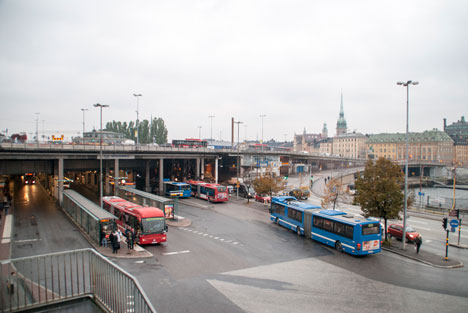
[0,249,156,313]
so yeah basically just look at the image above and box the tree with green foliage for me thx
[353,157,408,241]
[105,117,168,144]
[252,173,285,200]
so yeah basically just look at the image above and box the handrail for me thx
[0,248,156,313]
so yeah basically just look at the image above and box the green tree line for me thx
[105,117,168,144]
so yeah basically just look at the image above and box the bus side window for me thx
[288,209,302,222]
[313,216,323,228]
[345,225,354,239]
[323,219,334,232]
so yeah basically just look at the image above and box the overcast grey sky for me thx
[1,0,467,142]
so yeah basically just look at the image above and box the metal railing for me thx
[0,249,156,313]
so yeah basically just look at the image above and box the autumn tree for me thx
[321,178,345,210]
[353,157,408,241]
[252,173,285,200]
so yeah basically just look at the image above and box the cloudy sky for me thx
[1,0,467,142]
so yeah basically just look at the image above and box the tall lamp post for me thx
[259,114,266,152]
[208,115,215,141]
[81,108,88,136]
[234,120,243,198]
[35,112,40,145]
[397,80,418,250]
[94,103,109,209]
[133,94,142,146]
[198,126,202,139]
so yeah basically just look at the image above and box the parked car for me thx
[288,188,310,200]
[255,194,271,203]
[387,224,420,243]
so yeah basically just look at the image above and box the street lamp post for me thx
[208,115,215,141]
[133,94,142,146]
[94,103,110,209]
[260,114,266,152]
[35,112,40,145]
[198,126,202,139]
[397,80,419,250]
[234,120,243,199]
[81,108,88,136]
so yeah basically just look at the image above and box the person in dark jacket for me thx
[415,235,422,254]
[109,232,118,254]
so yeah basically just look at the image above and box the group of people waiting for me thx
[102,226,136,254]
[1,178,12,220]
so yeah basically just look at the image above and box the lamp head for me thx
[412,81,419,85]
[397,81,405,85]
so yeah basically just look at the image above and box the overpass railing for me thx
[0,248,156,313]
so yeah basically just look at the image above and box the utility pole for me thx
[94,103,110,209]
[208,115,215,141]
[234,120,243,199]
[133,93,142,146]
[260,114,266,152]
[35,112,40,146]
[81,108,88,136]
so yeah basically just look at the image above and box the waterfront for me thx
[411,186,468,209]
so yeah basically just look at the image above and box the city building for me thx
[293,128,322,154]
[367,129,454,164]
[444,116,468,165]
[332,132,368,159]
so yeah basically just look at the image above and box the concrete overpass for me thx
[0,142,366,204]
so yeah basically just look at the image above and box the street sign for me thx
[418,191,425,196]
[451,227,456,233]
[449,219,459,228]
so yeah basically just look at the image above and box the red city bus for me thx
[187,180,229,203]
[102,196,167,245]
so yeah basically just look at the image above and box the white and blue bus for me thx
[269,196,321,236]
[306,210,382,256]
[163,181,191,198]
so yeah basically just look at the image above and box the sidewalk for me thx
[382,241,463,269]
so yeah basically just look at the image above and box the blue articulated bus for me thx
[307,210,382,255]
[269,196,321,236]
[163,181,191,198]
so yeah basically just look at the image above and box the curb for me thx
[166,216,192,228]
[382,247,464,269]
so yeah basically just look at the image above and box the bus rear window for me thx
[362,223,380,235]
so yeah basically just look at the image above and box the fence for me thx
[0,249,156,313]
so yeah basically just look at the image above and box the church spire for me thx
[336,90,347,136]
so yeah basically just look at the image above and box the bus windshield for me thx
[181,185,191,191]
[217,186,227,192]
[362,223,380,235]
[141,217,165,234]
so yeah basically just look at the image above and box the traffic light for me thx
[284,175,288,180]
[442,217,448,230]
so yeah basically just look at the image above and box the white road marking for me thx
[409,220,428,225]
[410,225,431,231]
[135,260,145,264]
[15,239,40,243]
[163,250,190,256]
[203,234,209,236]
[1,215,12,244]
[233,242,239,245]
[214,237,219,239]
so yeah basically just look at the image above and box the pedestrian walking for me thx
[116,229,122,250]
[415,235,422,254]
[109,232,118,254]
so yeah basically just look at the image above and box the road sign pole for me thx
[458,219,462,246]
[445,230,449,261]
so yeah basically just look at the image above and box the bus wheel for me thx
[335,241,343,252]
[296,227,301,236]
